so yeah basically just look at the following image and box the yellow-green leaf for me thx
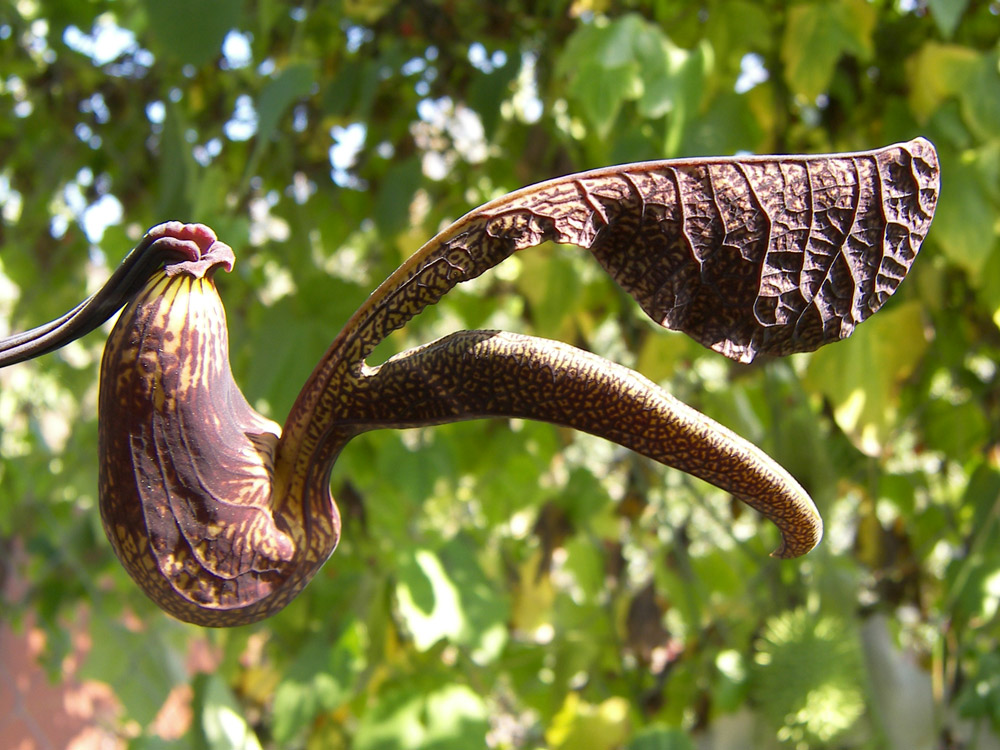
[906,42,981,121]
[202,674,264,750]
[546,693,631,750]
[803,301,928,455]
[928,0,970,39]
[781,0,875,100]
[932,150,998,277]
[354,682,488,750]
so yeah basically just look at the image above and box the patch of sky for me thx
[402,57,427,76]
[74,122,101,149]
[293,104,308,133]
[80,92,110,123]
[468,42,507,73]
[510,52,542,124]
[193,137,223,167]
[3,75,33,118]
[81,194,123,243]
[412,97,488,179]
[51,168,123,244]
[289,171,316,205]
[146,100,166,125]
[0,172,24,224]
[64,17,134,64]
[416,98,439,123]
[330,123,367,188]
[63,14,152,75]
[24,19,55,64]
[225,94,258,141]
[734,53,768,94]
[222,30,253,69]
[344,24,373,53]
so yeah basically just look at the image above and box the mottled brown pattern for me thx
[0,142,940,626]
[299,139,936,381]
[98,245,341,626]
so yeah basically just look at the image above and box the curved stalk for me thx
[347,329,821,558]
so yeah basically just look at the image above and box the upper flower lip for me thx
[0,222,235,367]
[147,222,236,278]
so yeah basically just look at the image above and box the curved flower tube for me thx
[0,140,939,625]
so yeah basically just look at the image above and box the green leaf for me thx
[157,103,195,220]
[961,51,1000,142]
[239,62,317,193]
[561,16,710,152]
[944,546,1000,628]
[704,1,774,63]
[636,35,712,154]
[343,0,396,24]
[906,42,981,121]
[444,420,555,526]
[143,0,243,68]
[395,538,508,660]
[633,30,682,119]
[628,725,695,750]
[517,246,582,339]
[78,616,186,725]
[438,536,510,662]
[323,59,364,116]
[200,673,263,750]
[354,682,489,750]
[980,246,1000,332]
[956,652,1000,727]
[781,0,875,100]
[932,150,997,277]
[906,44,1000,143]
[562,535,606,602]
[752,609,866,745]
[468,54,519,138]
[241,296,333,415]
[803,301,928,455]
[375,157,424,236]
[558,15,649,138]
[679,90,762,156]
[558,14,647,72]
[256,63,316,146]
[927,0,970,39]
[921,398,989,460]
[546,694,631,750]
[568,62,639,139]
[396,548,463,650]
[271,620,366,743]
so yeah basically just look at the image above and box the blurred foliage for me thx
[0,0,999,748]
